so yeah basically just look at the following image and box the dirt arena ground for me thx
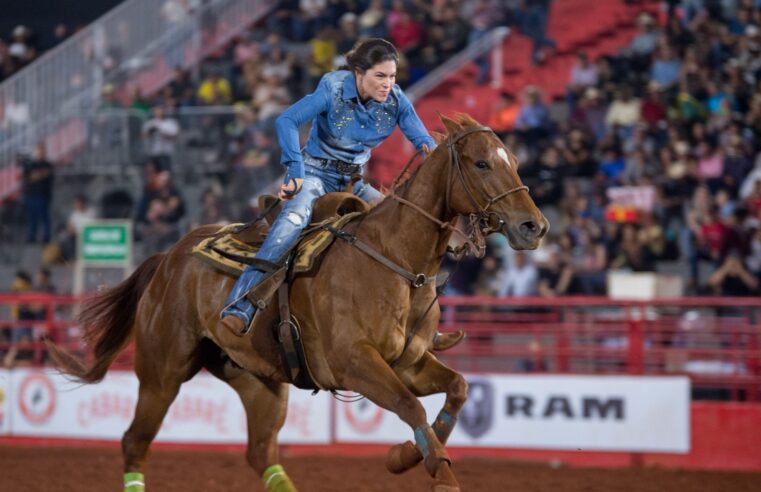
[2,445,760,492]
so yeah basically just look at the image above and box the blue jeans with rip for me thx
[222,158,382,325]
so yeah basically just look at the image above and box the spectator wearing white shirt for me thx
[604,86,641,140]
[3,98,30,128]
[497,251,539,297]
[142,105,180,171]
[9,25,35,68]
[51,194,97,263]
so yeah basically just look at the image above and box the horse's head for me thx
[436,114,548,250]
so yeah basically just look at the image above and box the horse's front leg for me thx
[386,351,467,476]
[342,345,460,492]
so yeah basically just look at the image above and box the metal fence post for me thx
[627,305,645,375]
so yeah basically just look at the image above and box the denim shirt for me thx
[276,70,436,181]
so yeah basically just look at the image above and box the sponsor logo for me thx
[164,395,228,433]
[77,392,136,428]
[344,399,383,434]
[459,380,494,439]
[506,394,625,420]
[285,401,314,438]
[19,372,56,425]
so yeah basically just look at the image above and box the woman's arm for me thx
[396,89,437,152]
[275,75,332,182]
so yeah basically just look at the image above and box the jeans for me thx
[24,195,51,243]
[222,156,382,324]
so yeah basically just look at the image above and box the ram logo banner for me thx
[459,379,494,439]
[506,394,625,420]
[331,375,689,452]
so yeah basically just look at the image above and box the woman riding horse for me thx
[48,112,548,492]
[217,38,464,350]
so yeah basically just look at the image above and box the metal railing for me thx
[0,0,276,198]
[32,106,283,184]
[2,294,760,402]
[436,296,761,402]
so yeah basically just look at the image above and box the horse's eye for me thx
[475,160,489,170]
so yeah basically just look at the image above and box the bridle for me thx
[390,125,529,258]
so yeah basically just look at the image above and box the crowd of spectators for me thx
[0,23,71,82]
[47,0,531,257]
[475,0,761,298]
[6,0,761,301]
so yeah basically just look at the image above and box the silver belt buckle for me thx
[335,160,359,175]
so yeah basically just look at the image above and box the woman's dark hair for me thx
[340,38,398,73]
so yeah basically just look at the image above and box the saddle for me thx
[192,192,370,391]
[192,192,370,278]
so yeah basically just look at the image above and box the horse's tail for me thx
[46,253,165,383]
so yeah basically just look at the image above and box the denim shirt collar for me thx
[342,73,358,102]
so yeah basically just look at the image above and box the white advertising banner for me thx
[9,369,330,444]
[0,369,10,435]
[336,375,690,453]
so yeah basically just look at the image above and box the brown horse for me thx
[48,114,548,492]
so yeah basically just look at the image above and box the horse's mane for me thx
[389,113,482,194]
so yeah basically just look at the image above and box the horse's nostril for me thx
[520,221,538,237]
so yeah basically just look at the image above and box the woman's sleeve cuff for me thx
[283,162,305,184]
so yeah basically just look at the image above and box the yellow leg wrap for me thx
[262,464,297,492]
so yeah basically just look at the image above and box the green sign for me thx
[80,222,131,262]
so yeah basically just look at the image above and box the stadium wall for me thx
[1,369,759,471]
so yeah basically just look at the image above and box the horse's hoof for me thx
[271,482,298,492]
[386,441,423,474]
[430,462,459,492]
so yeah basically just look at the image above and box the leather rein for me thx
[320,126,531,370]
[390,125,529,258]
[326,126,529,290]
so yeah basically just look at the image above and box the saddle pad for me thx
[192,231,258,277]
[192,212,363,277]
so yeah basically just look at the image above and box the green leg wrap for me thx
[124,472,145,492]
[262,464,297,492]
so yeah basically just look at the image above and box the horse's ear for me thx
[456,112,479,127]
[439,114,462,135]
[431,131,447,144]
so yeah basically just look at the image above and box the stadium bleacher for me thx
[2,0,760,302]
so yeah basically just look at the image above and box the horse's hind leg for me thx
[386,352,468,476]
[204,351,297,492]
[122,333,203,490]
[343,346,459,492]
[122,382,183,490]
